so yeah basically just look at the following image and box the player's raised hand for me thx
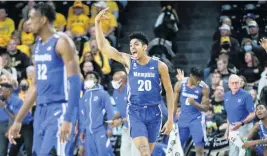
[259,38,267,52]
[161,119,174,135]
[95,8,110,23]
[176,69,184,81]
[59,121,72,143]
[8,121,22,145]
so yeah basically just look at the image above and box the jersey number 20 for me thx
[37,64,47,80]
[138,80,152,91]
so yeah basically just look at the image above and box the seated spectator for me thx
[11,31,30,57]
[0,7,15,48]
[249,89,258,106]
[26,65,34,87]
[257,61,267,101]
[242,20,266,47]
[89,1,118,46]
[238,13,257,42]
[68,0,89,18]
[21,22,35,47]
[240,51,262,90]
[239,75,248,90]
[209,35,240,68]
[81,61,103,79]
[207,71,222,98]
[47,1,67,32]
[67,0,90,38]
[1,53,17,80]
[18,79,29,101]
[213,16,238,41]
[91,0,119,19]
[21,0,35,21]
[211,86,225,118]
[7,39,30,82]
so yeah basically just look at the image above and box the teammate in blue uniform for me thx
[8,3,81,156]
[174,67,210,156]
[95,8,174,156]
[242,103,267,156]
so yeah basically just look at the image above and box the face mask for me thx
[111,80,122,89]
[84,80,95,89]
[20,84,29,91]
[244,45,252,52]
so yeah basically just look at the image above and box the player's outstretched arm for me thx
[95,8,130,68]
[56,33,81,143]
[8,71,36,144]
[159,61,174,135]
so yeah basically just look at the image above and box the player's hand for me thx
[59,121,72,143]
[80,132,85,143]
[231,122,242,131]
[242,141,256,149]
[188,97,196,105]
[176,69,184,81]
[107,129,113,137]
[95,8,110,23]
[224,130,229,140]
[78,146,85,156]
[161,119,174,135]
[8,121,22,145]
[259,38,267,52]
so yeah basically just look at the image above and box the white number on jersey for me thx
[37,64,47,80]
[138,80,152,91]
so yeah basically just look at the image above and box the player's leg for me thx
[189,117,206,156]
[128,105,150,156]
[38,104,68,156]
[146,105,162,153]
[178,126,190,149]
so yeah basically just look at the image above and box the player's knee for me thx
[195,146,204,156]
[138,144,150,156]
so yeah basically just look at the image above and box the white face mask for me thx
[84,80,95,89]
[111,80,122,89]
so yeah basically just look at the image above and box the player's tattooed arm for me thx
[95,8,130,70]
[173,81,182,115]
[246,122,259,141]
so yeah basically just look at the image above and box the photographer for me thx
[0,82,33,156]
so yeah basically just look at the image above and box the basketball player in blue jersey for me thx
[242,103,267,155]
[8,3,81,156]
[174,67,210,156]
[95,8,174,156]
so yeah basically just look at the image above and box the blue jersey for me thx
[179,78,207,122]
[127,57,162,106]
[34,34,68,105]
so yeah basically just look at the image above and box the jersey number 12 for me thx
[37,64,47,80]
[138,80,152,91]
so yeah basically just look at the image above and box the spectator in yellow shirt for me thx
[67,1,90,38]
[91,0,119,19]
[0,7,15,47]
[90,2,118,46]
[21,22,35,47]
[68,0,89,18]
[47,1,67,32]
[87,39,111,75]
[11,31,31,57]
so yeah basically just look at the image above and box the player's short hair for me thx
[129,31,149,45]
[33,2,56,23]
[190,67,203,78]
[86,71,100,83]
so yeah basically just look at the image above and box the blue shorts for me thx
[84,128,114,156]
[178,115,206,147]
[33,103,73,156]
[127,104,162,143]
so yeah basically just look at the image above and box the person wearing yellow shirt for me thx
[90,2,118,46]
[84,39,111,75]
[91,0,119,19]
[21,22,35,47]
[67,1,90,37]
[0,7,15,47]
[47,1,67,32]
[11,31,31,57]
[68,0,89,18]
